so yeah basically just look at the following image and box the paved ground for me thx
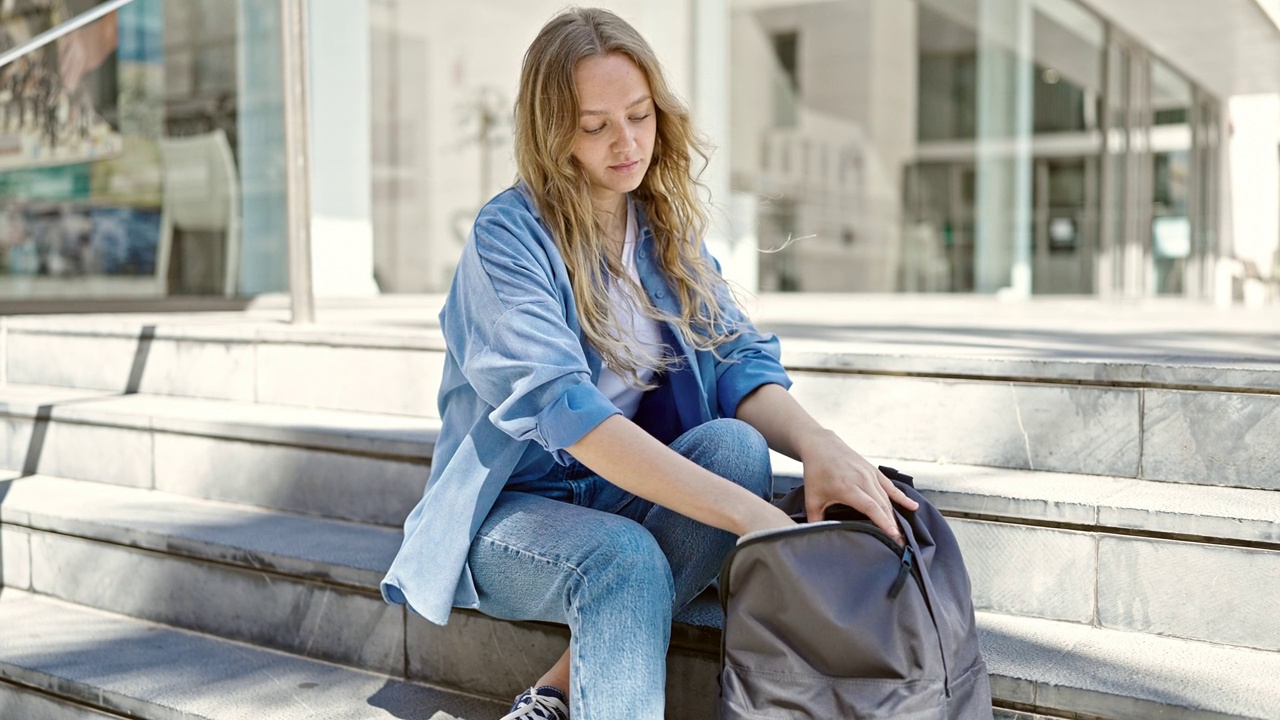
[237,293,1280,367]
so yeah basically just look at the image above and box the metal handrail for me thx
[280,0,315,324]
[0,0,136,70]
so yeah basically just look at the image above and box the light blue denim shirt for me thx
[380,183,792,625]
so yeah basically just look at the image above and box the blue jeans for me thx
[467,418,773,720]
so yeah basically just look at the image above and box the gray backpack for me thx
[718,467,993,719]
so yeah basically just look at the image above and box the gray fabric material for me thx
[719,470,993,719]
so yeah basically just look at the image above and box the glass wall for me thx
[367,0,694,294]
[0,0,286,300]
[728,0,1218,297]
[0,0,1248,304]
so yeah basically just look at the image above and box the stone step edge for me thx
[0,473,724,647]
[2,314,450,351]
[5,449,1277,606]
[0,384,441,460]
[8,316,1279,394]
[7,463,1280,608]
[773,457,1280,547]
[2,585,1273,720]
[0,474,401,592]
[0,677,133,719]
[979,610,1280,720]
[6,380,1279,543]
[7,472,1280,663]
[0,589,505,720]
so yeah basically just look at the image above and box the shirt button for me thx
[656,290,665,298]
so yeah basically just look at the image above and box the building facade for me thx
[1,0,1277,305]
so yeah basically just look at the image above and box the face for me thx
[571,53,657,215]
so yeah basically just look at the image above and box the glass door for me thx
[1033,157,1096,293]
[1150,59,1193,295]
[1098,33,1129,297]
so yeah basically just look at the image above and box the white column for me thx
[693,0,758,292]
[974,0,1034,297]
[1226,94,1280,307]
[307,0,378,296]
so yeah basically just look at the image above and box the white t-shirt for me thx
[596,197,665,418]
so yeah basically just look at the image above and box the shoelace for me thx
[499,688,569,720]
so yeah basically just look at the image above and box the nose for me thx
[612,124,636,153]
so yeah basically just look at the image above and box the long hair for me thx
[513,6,743,388]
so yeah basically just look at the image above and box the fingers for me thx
[805,499,824,525]
[879,472,920,510]
[851,488,903,544]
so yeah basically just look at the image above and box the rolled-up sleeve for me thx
[715,330,791,418]
[446,208,620,463]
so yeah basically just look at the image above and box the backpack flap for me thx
[719,518,949,718]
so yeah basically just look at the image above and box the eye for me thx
[630,113,652,122]
[583,124,605,135]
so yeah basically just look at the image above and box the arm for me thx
[734,383,918,542]
[452,201,788,537]
[566,414,793,536]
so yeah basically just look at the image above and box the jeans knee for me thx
[677,418,772,500]
[576,519,674,610]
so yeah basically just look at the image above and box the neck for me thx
[590,185,625,216]
[591,191,628,250]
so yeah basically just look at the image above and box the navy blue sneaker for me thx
[500,685,569,720]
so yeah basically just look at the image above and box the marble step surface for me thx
[0,473,721,718]
[4,472,1280,693]
[7,312,1280,488]
[4,378,1280,536]
[0,384,437,526]
[4,588,1279,720]
[3,392,1280,649]
[0,590,505,720]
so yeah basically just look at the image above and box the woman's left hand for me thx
[798,429,919,543]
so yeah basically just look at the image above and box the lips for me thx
[610,160,641,172]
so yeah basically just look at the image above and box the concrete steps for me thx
[3,307,1279,718]
[0,472,720,717]
[4,380,1277,649]
[0,590,505,720]
[3,472,1280,718]
[0,384,436,525]
[9,313,1280,489]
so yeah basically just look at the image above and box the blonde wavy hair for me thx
[514,6,743,388]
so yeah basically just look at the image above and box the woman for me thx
[380,8,918,719]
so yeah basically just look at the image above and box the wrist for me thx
[795,427,841,462]
[731,494,792,536]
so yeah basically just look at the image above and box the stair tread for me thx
[5,476,1279,718]
[0,589,503,720]
[979,611,1280,719]
[9,306,1279,390]
[4,385,1278,547]
[0,384,440,458]
[0,473,725,632]
[1,474,400,588]
[776,457,1280,544]
[2,584,1276,720]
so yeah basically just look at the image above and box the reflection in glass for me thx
[0,0,276,299]
[1150,58,1192,295]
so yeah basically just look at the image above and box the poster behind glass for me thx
[0,0,165,294]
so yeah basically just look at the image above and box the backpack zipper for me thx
[888,546,915,600]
